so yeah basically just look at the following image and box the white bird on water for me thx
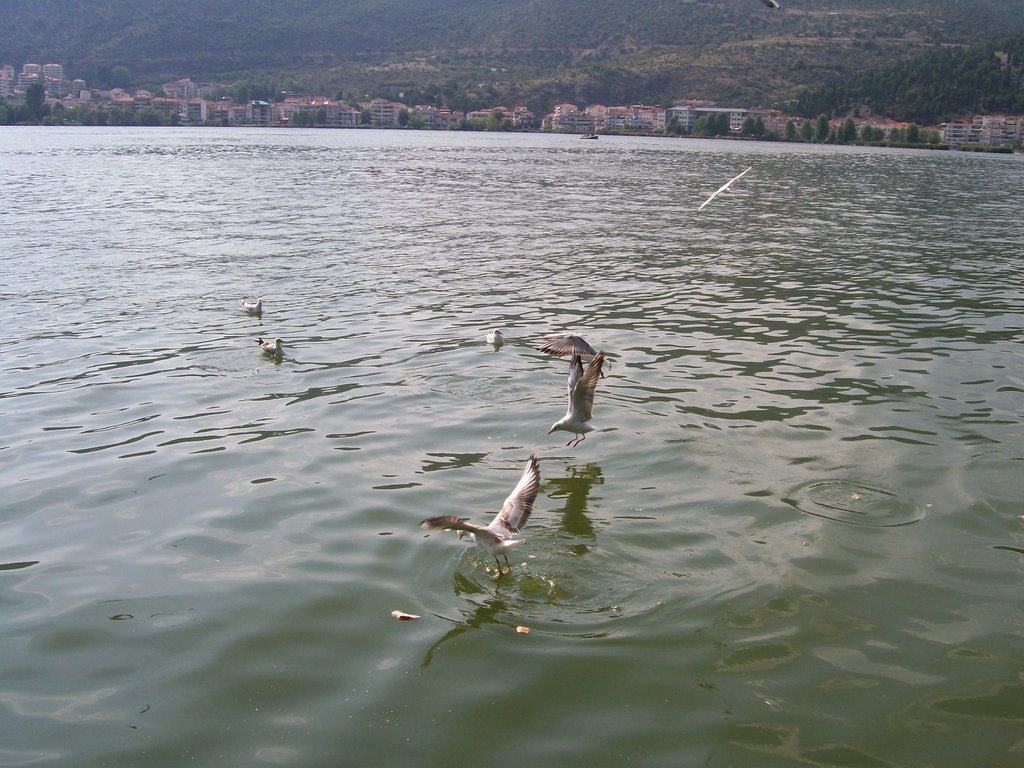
[760,0,780,8]
[421,455,541,576]
[258,337,283,358]
[486,329,504,347]
[697,166,753,211]
[242,297,263,314]
[549,351,606,447]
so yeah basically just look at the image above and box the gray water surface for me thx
[1,127,1022,767]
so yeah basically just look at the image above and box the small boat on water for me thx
[580,134,599,140]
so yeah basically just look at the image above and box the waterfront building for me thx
[163,78,197,99]
[18,63,41,89]
[359,98,405,127]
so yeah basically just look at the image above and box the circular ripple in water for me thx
[783,480,926,528]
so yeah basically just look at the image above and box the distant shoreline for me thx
[5,121,1020,153]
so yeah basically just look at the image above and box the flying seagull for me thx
[536,333,599,359]
[242,297,263,314]
[549,351,606,447]
[258,337,283,358]
[697,166,753,211]
[536,332,610,376]
[421,455,541,576]
[761,0,780,8]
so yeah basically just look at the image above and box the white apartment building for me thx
[942,114,1024,147]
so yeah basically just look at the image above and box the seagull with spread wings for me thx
[536,332,610,376]
[421,455,541,576]
[549,351,606,447]
[697,166,753,211]
[536,333,600,358]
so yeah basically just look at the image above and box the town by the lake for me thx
[2,61,1021,150]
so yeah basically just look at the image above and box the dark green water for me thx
[1,127,1022,767]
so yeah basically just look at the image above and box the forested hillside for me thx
[797,33,1024,123]
[3,0,1024,113]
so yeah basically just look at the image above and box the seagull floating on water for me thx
[242,297,263,314]
[486,329,504,347]
[549,351,606,447]
[760,0,780,8]
[421,455,541,576]
[258,337,283,358]
[697,166,753,211]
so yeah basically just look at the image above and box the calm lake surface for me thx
[1,126,1022,767]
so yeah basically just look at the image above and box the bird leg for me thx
[566,434,586,448]
[494,557,505,577]
[503,554,512,572]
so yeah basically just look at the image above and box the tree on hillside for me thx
[25,82,46,122]
[111,66,131,90]
[714,112,731,136]
[486,109,511,131]
[784,120,797,141]
[814,114,830,142]
[839,117,857,143]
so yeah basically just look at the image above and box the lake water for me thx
[1,126,1022,767]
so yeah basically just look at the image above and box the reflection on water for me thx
[546,462,605,547]
[1,128,1022,767]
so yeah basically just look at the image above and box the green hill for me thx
[797,32,1024,123]
[3,0,1024,113]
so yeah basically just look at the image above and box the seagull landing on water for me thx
[549,351,605,447]
[258,337,283,358]
[242,297,263,314]
[486,329,504,347]
[421,455,541,576]
[698,166,753,211]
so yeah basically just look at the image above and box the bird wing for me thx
[536,333,598,357]
[421,515,503,545]
[566,354,584,408]
[570,351,605,422]
[490,455,541,535]
[698,166,752,210]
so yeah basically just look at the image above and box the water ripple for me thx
[1,128,1022,768]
